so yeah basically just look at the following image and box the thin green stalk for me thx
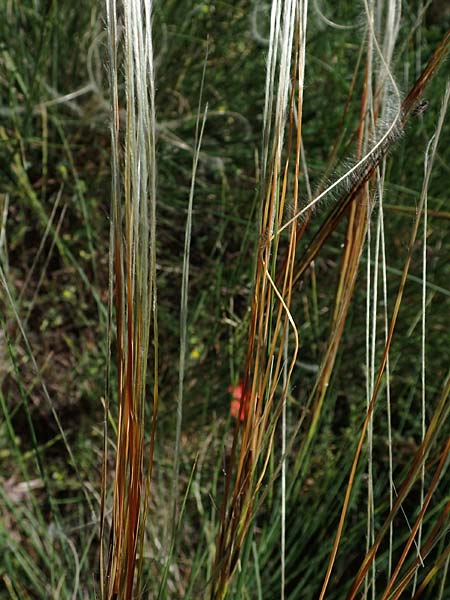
[172,47,209,534]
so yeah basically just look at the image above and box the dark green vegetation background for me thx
[0,1,449,598]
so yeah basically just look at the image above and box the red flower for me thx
[227,382,249,421]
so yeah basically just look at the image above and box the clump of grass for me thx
[101,0,158,597]
[210,6,450,600]
[211,2,307,596]
[1,2,450,599]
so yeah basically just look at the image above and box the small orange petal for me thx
[230,399,241,419]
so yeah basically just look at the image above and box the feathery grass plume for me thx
[321,77,450,600]
[102,0,158,598]
[211,2,307,597]
[280,28,450,287]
